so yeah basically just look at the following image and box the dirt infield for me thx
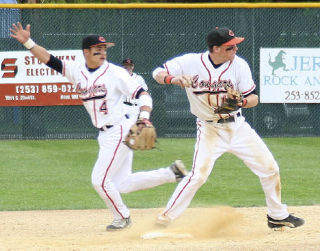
[0,206,319,250]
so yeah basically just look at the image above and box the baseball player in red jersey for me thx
[10,22,188,231]
[152,27,304,229]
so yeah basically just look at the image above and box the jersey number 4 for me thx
[99,100,108,114]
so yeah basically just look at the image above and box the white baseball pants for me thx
[162,117,289,221]
[91,117,176,220]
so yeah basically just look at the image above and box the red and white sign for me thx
[0,50,84,106]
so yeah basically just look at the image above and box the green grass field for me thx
[0,137,319,211]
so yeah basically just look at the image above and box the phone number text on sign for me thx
[284,90,320,101]
[15,84,76,94]
[0,83,82,106]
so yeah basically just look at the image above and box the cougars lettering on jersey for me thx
[164,51,256,121]
[62,60,142,128]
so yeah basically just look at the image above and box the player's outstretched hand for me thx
[172,75,193,88]
[10,22,31,44]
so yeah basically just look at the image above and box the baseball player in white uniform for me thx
[152,27,304,229]
[10,22,188,231]
[122,58,149,122]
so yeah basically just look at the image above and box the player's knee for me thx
[191,172,207,187]
[265,160,280,175]
[91,174,105,191]
[91,178,113,193]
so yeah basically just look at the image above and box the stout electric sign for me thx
[0,50,84,106]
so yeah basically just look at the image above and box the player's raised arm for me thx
[152,68,193,89]
[10,22,50,64]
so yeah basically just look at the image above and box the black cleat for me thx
[170,160,188,182]
[106,216,131,231]
[267,214,304,229]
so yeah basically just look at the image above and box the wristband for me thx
[164,75,174,84]
[139,110,150,120]
[242,98,247,107]
[23,38,36,50]
[139,94,153,109]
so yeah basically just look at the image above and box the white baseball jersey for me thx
[62,61,142,128]
[59,59,176,222]
[123,72,148,121]
[153,50,289,222]
[159,51,256,121]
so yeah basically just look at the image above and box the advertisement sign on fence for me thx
[260,48,320,103]
[0,50,84,106]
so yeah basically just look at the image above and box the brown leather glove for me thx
[215,87,243,114]
[125,119,157,150]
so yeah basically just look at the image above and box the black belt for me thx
[99,125,113,131]
[206,112,241,124]
[123,101,137,106]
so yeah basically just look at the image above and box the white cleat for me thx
[106,217,131,231]
[155,214,171,228]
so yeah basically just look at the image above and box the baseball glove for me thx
[215,87,243,114]
[125,119,157,150]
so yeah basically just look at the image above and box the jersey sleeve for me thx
[236,58,256,95]
[163,54,192,76]
[61,60,78,86]
[137,75,148,91]
[116,67,142,99]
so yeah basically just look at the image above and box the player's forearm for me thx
[153,69,192,88]
[29,44,51,64]
[138,92,152,120]
[153,70,168,85]
[242,94,258,108]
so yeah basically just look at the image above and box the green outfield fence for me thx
[1,3,320,139]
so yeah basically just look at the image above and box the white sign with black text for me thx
[260,48,320,103]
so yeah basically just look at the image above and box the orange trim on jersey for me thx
[93,63,109,87]
[93,100,98,127]
[131,87,142,99]
[101,125,126,219]
[200,53,212,89]
[242,84,256,95]
[81,70,88,81]
[207,93,211,106]
[218,60,233,81]
[80,70,89,91]
[164,63,170,75]
[90,64,109,127]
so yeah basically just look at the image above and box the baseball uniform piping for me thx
[242,84,256,95]
[164,63,170,75]
[163,122,202,217]
[81,70,88,81]
[93,100,97,128]
[131,87,142,99]
[100,125,125,219]
[218,60,233,81]
[93,63,109,86]
[201,53,212,88]
[91,64,109,127]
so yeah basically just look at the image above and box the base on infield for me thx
[141,231,193,239]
